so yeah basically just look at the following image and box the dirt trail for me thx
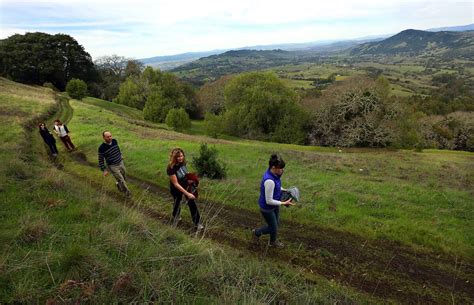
[69,152,474,304]
[56,99,473,304]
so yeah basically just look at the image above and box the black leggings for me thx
[46,142,58,154]
[172,192,200,225]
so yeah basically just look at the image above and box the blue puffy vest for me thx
[258,169,282,210]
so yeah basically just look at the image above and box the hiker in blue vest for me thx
[252,154,294,248]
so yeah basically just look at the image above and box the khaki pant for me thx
[108,161,130,194]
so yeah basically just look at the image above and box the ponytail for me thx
[269,154,285,169]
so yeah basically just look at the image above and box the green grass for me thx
[0,78,378,303]
[67,98,474,259]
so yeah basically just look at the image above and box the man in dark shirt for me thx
[98,131,131,197]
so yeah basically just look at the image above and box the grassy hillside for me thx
[1,78,473,303]
[350,30,474,57]
[67,96,473,302]
[0,78,373,303]
[69,98,473,257]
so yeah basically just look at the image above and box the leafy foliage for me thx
[0,32,97,90]
[66,79,88,100]
[196,75,233,115]
[418,112,474,151]
[115,78,147,109]
[192,143,227,179]
[92,55,143,101]
[309,76,399,147]
[209,71,309,143]
[115,67,199,122]
[165,108,191,131]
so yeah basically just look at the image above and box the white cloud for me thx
[1,0,472,58]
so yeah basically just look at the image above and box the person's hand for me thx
[282,199,294,207]
[187,192,196,200]
[103,170,109,177]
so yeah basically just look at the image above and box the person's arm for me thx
[264,180,293,206]
[98,147,109,176]
[170,174,195,200]
[64,125,70,134]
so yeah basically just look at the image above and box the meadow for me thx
[67,95,473,303]
[1,78,472,303]
[0,78,372,303]
[71,97,473,259]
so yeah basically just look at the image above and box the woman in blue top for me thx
[252,154,294,248]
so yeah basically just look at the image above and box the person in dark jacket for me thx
[166,148,203,230]
[38,122,58,157]
[252,154,294,248]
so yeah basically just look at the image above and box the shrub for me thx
[203,112,224,138]
[308,76,398,147]
[165,108,191,131]
[193,143,227,179]
[143,89,171,123]
[220,71,307,143]
[43,82,58,91]
[65,78,88,100]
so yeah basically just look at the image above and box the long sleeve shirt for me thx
[98,139,123,171]
[264,180,284,206]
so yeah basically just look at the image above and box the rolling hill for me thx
[350,29,474,57]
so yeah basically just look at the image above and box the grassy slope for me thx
[69,98,473,259]
[0,78,373,303]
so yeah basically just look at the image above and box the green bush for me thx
[43,82,58,91]
[65,78,88,100]
[165,108,191,131]
[203,112,223,138]
[193,143,227,179]
[220,71,307,143]
[143,88,171,123]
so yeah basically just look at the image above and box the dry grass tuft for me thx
[17,220,50,243]
[111,272,136,296]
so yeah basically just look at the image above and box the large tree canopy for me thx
[0,32,97,90]
[211,71,309,144]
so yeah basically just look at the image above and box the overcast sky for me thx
[1,0,473,59]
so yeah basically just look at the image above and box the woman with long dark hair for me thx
[38,122,58,157]
[166,148,203,230]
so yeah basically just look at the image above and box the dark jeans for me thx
[255,207,280,242]
[60,135,75,151]
[46,142,58,154]
[172,192,200,225]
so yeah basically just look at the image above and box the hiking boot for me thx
[196,223,204,231]
[269,240,284,248]
[251,229,260,243]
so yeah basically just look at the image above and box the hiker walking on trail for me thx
[166,148,203,231]
[98,131,131,197]
[53,119,76,151]
[252,154,294,248]
[38,122,58,157]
